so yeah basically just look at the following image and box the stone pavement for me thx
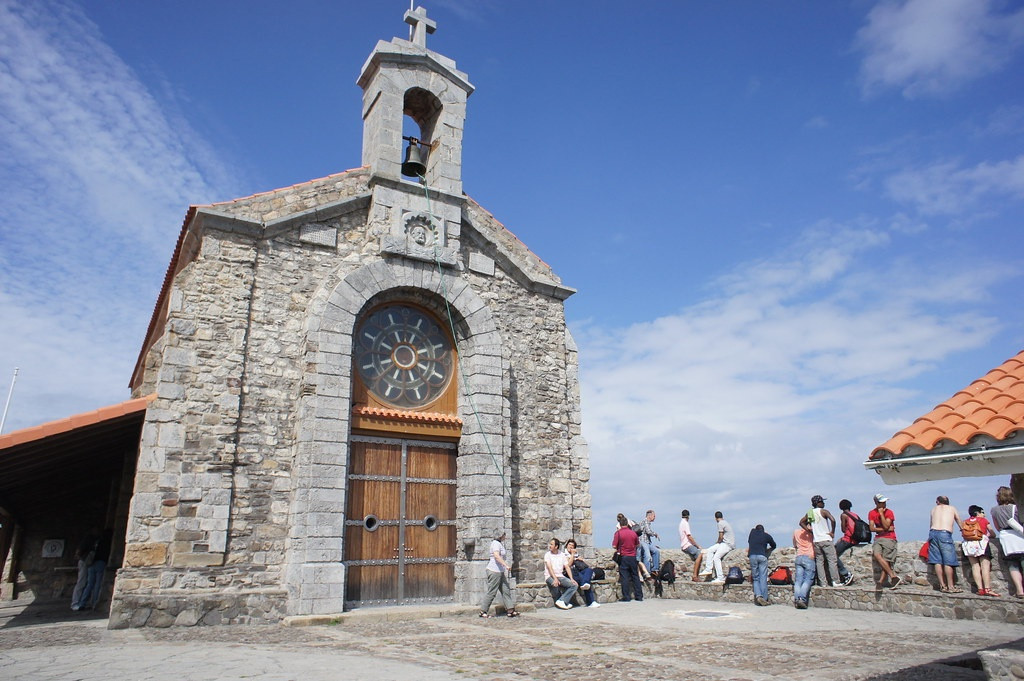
[2,598,1022,680]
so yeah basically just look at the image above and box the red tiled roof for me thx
[0,394,156,450]
[352,405,462,425]
[870,350,1024,460]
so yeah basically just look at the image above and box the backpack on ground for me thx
[592,567,606,581]
[658,560,676,584]
[768,565,793,585]
[725,566,744,584]
[851,513,872,544]
[961,518,984,542]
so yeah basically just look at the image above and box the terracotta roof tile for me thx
[352,405,462,425]
[871,349,1024,459]
[0,394,155,450]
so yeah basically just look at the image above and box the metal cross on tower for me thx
[404,5,436,48]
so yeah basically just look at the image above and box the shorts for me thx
[928,529,960,566]
[681,545,700,560]
[873,537,897,563]
[962,538,991,559]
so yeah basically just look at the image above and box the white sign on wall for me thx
[41,539,64,558]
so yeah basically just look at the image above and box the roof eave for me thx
[864,444,1024,485]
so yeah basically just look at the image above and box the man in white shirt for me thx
[543,538,578,610]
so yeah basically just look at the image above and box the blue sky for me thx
[1,0,1023,548]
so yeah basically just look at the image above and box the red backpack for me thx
[768,565,793,585]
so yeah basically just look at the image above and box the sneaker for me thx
[555,601,571,610]
[698,568,713,576]
[889,576,902,589]
[796,600,808,609]
[843,574,855,586]
[588,601,601,608]
[710,577,726,584]
[580,583,591,591]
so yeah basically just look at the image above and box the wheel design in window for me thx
[355,304,454,408]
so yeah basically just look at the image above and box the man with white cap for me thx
[868,493,901,589]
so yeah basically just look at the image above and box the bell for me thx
[401,141,427,178]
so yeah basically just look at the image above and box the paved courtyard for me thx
[1,598,1021,680]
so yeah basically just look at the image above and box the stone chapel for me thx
[107,7,591,626]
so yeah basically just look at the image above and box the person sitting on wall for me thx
[544,537,578,610]
[699,511,735,584]
[869,493,901,589]
[564,539,600,608]
[678,509,702,577]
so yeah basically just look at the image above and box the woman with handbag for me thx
[990,486,1024,599]
[613,513,643,602]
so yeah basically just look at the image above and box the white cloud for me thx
[885,155,1024,214]
[0,0,241,430]
[856,0,1024,98]
[576,222,1010,545]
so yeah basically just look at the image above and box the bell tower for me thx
[357,6,474,196]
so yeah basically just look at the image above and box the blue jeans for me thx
[572,566,596,605]
[636,542,649,570]
[82,560,106,608]
[642,540,660,573]
[546,575,578,605]
[749,554,769,600]
[618,555,643,601]
[794,555,816,603]
[835,539,853,580]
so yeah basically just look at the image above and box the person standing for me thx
[747,524,776,606]
[70,527,99,612]
[81,528,113,609]
[961,505,997,597]
[990,486,1024,598]
[928,496,963,593]
[703,511,735,584]
[833,499,858,586]
[637,509,661,574]
[544,538,578,610]
[805,495,842,587]
[869,493,901,589]
[613,513,643,602]
[479,532,519,617]
[792,523,815,609]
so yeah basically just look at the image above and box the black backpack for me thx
[658,560,676,584]
[725,566,744,584]
[850,513,872,544]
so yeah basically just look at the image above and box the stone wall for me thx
[514,541,1024,624]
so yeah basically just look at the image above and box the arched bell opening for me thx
[401,88,443,180]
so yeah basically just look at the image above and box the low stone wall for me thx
[515,541,1024,623]
[107,589,287,628]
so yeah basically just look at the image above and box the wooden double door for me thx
[344,436,457,606]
